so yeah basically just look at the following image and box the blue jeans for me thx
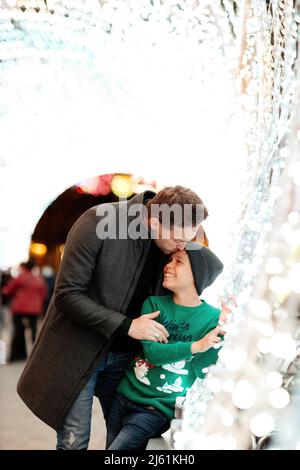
[56,351,134,450]
[106,393,170,450]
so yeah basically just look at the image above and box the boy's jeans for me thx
[56,351,134,450]
[106,393,170,450]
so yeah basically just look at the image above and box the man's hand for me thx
[191,325,225,354]
[128,311,169,343]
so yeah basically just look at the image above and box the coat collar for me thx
[127,190,156,207]
[125,191,155,243]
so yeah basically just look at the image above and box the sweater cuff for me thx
[178,341,195,359]
[114,317,133,336]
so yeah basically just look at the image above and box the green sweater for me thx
[117,295,221,420]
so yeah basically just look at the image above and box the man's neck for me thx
[172,288,202,307]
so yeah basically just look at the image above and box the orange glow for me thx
[30,243,47,256]
[111,174,134,198]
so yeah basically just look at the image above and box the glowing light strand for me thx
[174,0,299,450]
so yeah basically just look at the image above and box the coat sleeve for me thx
[140,297,194,366]
[2,277,20,297]
[54,207,127,340]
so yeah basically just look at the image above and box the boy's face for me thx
[162,250,196,293]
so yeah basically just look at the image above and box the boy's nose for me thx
[166,260,175,269]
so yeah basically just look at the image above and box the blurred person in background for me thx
[0,268,12,309]
[2,259,48,362]
[0,272,4,335]
[0,269,13,339]
[0,273,3,331]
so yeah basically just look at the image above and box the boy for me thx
[106,242,225,450]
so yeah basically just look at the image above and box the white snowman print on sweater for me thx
[156,360,188,394]
[162,360,188,375]
[156,377,184,394]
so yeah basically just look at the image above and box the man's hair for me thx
[146,185,208,227]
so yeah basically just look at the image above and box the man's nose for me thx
[177,242,186,250]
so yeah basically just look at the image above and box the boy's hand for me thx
[128,311,169,343]
[191,325,225,354]
[218,296,236,326]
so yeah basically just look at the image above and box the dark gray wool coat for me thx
[17,191,168,430]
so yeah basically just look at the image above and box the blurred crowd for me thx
[0,260,55,363]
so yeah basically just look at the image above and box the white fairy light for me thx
[265,371,283,390]
[270,333,297,361]
[269,388,290,409]
[250,413,275,437]
[232,380,257,410]
[279,147,290,158]
[206,378,222,394]
[268,276,291,294]
[218,347,248,372]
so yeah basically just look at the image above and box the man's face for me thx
[162,250,195,292]
[151,220,200,255]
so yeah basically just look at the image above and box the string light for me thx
[173,0,300,450]
[250,413,275,438]
[1,0,300,450]
[0,0,241,269]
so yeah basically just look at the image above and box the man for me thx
[17,185,208,450]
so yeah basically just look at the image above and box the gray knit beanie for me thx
[186,242,224,295]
